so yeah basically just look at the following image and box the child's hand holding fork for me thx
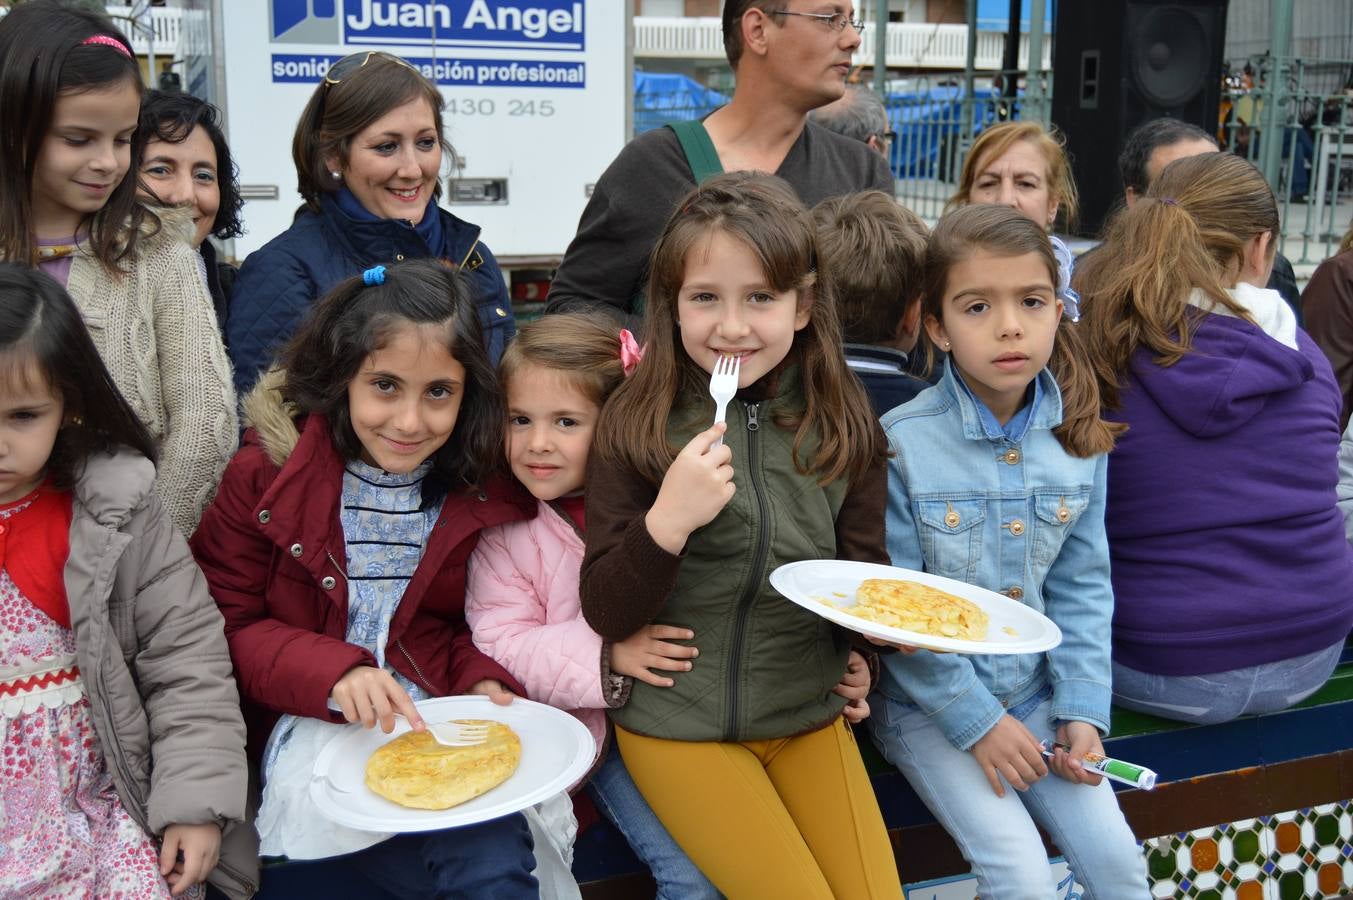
[645,423,735,554]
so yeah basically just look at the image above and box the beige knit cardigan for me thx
[65,214,238,536]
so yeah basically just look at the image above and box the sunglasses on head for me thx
[323,50,417,86]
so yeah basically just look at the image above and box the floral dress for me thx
[0,495,177,898]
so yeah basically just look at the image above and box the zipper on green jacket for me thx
[725,401,770,741]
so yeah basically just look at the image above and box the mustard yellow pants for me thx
[614,718,903,900]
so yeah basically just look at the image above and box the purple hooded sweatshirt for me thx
[1104,310,1353,676]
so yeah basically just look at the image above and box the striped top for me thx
[340,459,444,701]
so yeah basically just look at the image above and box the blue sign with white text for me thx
[269,0,585,51]
[271,53,585,87]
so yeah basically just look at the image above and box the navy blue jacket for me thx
[226,194,515,397]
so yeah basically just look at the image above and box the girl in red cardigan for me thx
[191,259,540,898]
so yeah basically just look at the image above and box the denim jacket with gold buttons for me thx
[875,359,1113,751]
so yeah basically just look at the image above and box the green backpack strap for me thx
[628,120,725,318]
[668,119,725,184]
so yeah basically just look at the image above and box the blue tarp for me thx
[885,85,1005,178]
[634,71,728,134]
[633,72,1018,180]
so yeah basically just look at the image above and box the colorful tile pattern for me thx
[1143,800,1353,899]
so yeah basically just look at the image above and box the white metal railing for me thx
[103,6,183,58]
[633,17,1052,71]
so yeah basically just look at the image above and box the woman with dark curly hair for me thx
[137,89,244,338]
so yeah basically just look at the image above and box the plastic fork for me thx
[419,719,490,748]
[709,354,741,448]
[325,699,490,747]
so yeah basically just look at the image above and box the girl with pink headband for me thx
[0,0,237,539]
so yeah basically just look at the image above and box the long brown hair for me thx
[592,172,885,487]
[1079,152,1274,409]
[0,1,148,270]
[292,52,448,213]
[499,313,627,409]
[948,121,1079,232]
[923,205,1120,458]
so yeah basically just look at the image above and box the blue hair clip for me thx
[362,265,387,286]
[1049,236,1081,323]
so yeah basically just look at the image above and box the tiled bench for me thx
[249,641,1353,898]
[575,640,1353,897]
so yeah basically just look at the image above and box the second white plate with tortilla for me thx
[770,560,1062,655]
[310,695,594,833]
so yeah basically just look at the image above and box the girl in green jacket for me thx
[580,173,902,900]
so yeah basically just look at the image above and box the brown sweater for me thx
[1303,248,1353,429]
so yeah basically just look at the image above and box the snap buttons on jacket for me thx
[258,509,271,524]
[944,502,960,528]
[290,543,303,558]
[1006,519,1025,536]
[1003,448,1021,465]
[1056,497,1071,522]
[1005,586,1024,600]
[321,576,336,590]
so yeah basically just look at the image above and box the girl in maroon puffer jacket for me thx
[191,259,540,898]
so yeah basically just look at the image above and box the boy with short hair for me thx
[813,191,931,416]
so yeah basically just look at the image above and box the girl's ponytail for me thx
[1080,196,1247,410]
[1049,319,1124,458]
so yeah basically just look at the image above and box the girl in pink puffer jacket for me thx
[465,314,723,899]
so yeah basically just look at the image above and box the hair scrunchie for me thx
[618,329,644,377]
[1049,235,1082,323]
[362,265,387,286]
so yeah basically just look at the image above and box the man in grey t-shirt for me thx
[545,1,892,328]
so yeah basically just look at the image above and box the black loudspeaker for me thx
[1051,0,1229,237]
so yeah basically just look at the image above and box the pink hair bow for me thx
[619,329,644,377]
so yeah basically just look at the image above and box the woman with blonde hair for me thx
[949,121,1078,233]
[1080,152,1353,724]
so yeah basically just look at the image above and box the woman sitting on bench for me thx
[1080,152,1353,725]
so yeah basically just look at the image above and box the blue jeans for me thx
[1112,640,1343,725]
[869,690,1148,900]
[587,740,722,900]
[343,814,539,899]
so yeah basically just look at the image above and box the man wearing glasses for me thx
[546,2,892,329]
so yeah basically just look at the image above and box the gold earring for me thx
[943,341,951,350]
[70,415,83,426]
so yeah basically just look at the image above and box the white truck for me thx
[179,0,632,278]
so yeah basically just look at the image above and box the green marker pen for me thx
[1042,741,1157,790]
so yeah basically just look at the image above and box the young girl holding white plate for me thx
[869,204,1149,898]
[191,260,539,896]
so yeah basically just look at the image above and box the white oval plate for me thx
[770,560,1062,655]
[310,695,595,833]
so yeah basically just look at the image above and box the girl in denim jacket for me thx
[869,205,1149,898]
